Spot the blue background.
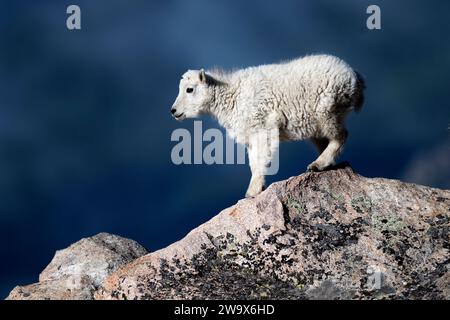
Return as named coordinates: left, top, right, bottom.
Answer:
left=1, top=0, right=449, bottom=298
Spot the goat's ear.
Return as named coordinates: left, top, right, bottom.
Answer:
left=199, top=69, right=206, bottom=83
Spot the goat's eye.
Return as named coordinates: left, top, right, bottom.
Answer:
left=186, top=88, right=194, bottom=93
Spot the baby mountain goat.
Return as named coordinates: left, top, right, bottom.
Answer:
left=171, top=54, right=365, bottom=197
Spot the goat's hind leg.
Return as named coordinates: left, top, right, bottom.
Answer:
left=307, top=130, right=347, bottom=172
left=310, top=137, right=329, bottom=154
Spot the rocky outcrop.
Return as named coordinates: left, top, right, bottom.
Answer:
left=7, top=164, right=450, bottom=300
left=6, top=233, right=147, bottom=300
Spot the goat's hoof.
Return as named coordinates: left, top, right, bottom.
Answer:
left=307, top=161, right=336, bottom=172
left=245, top=186, right=265, bottom=198
left=307, top=163, right=321, bottom=172
left=245, top=190, right=260, bottom=198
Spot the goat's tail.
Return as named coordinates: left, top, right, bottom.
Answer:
left=353, top=71, right=366, bottom=112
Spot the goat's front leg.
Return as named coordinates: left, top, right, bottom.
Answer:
left=246, top=145, right=266, bottom=197
left=245, top=130, right=279, bottom=197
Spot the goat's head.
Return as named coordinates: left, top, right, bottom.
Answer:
left=171, top=69, right=212, bottom=121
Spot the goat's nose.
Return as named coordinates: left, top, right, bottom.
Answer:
left=171, top=107, right=177, bottom=114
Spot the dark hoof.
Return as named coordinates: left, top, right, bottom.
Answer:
left=307, top=162, right=321, bottom=172
left=307, top=161, right=353, bottom=173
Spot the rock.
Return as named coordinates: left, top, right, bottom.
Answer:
left=7, top=164, right=450, bottom=300
left=96, top=164, right=450, bottom=300
left=6, top=233, right=147, bottom=300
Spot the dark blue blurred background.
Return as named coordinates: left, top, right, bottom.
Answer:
left=1, top=0, right=449, bottom=298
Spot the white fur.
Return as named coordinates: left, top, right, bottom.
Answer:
left=171, top=54, right=365, bottom=197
